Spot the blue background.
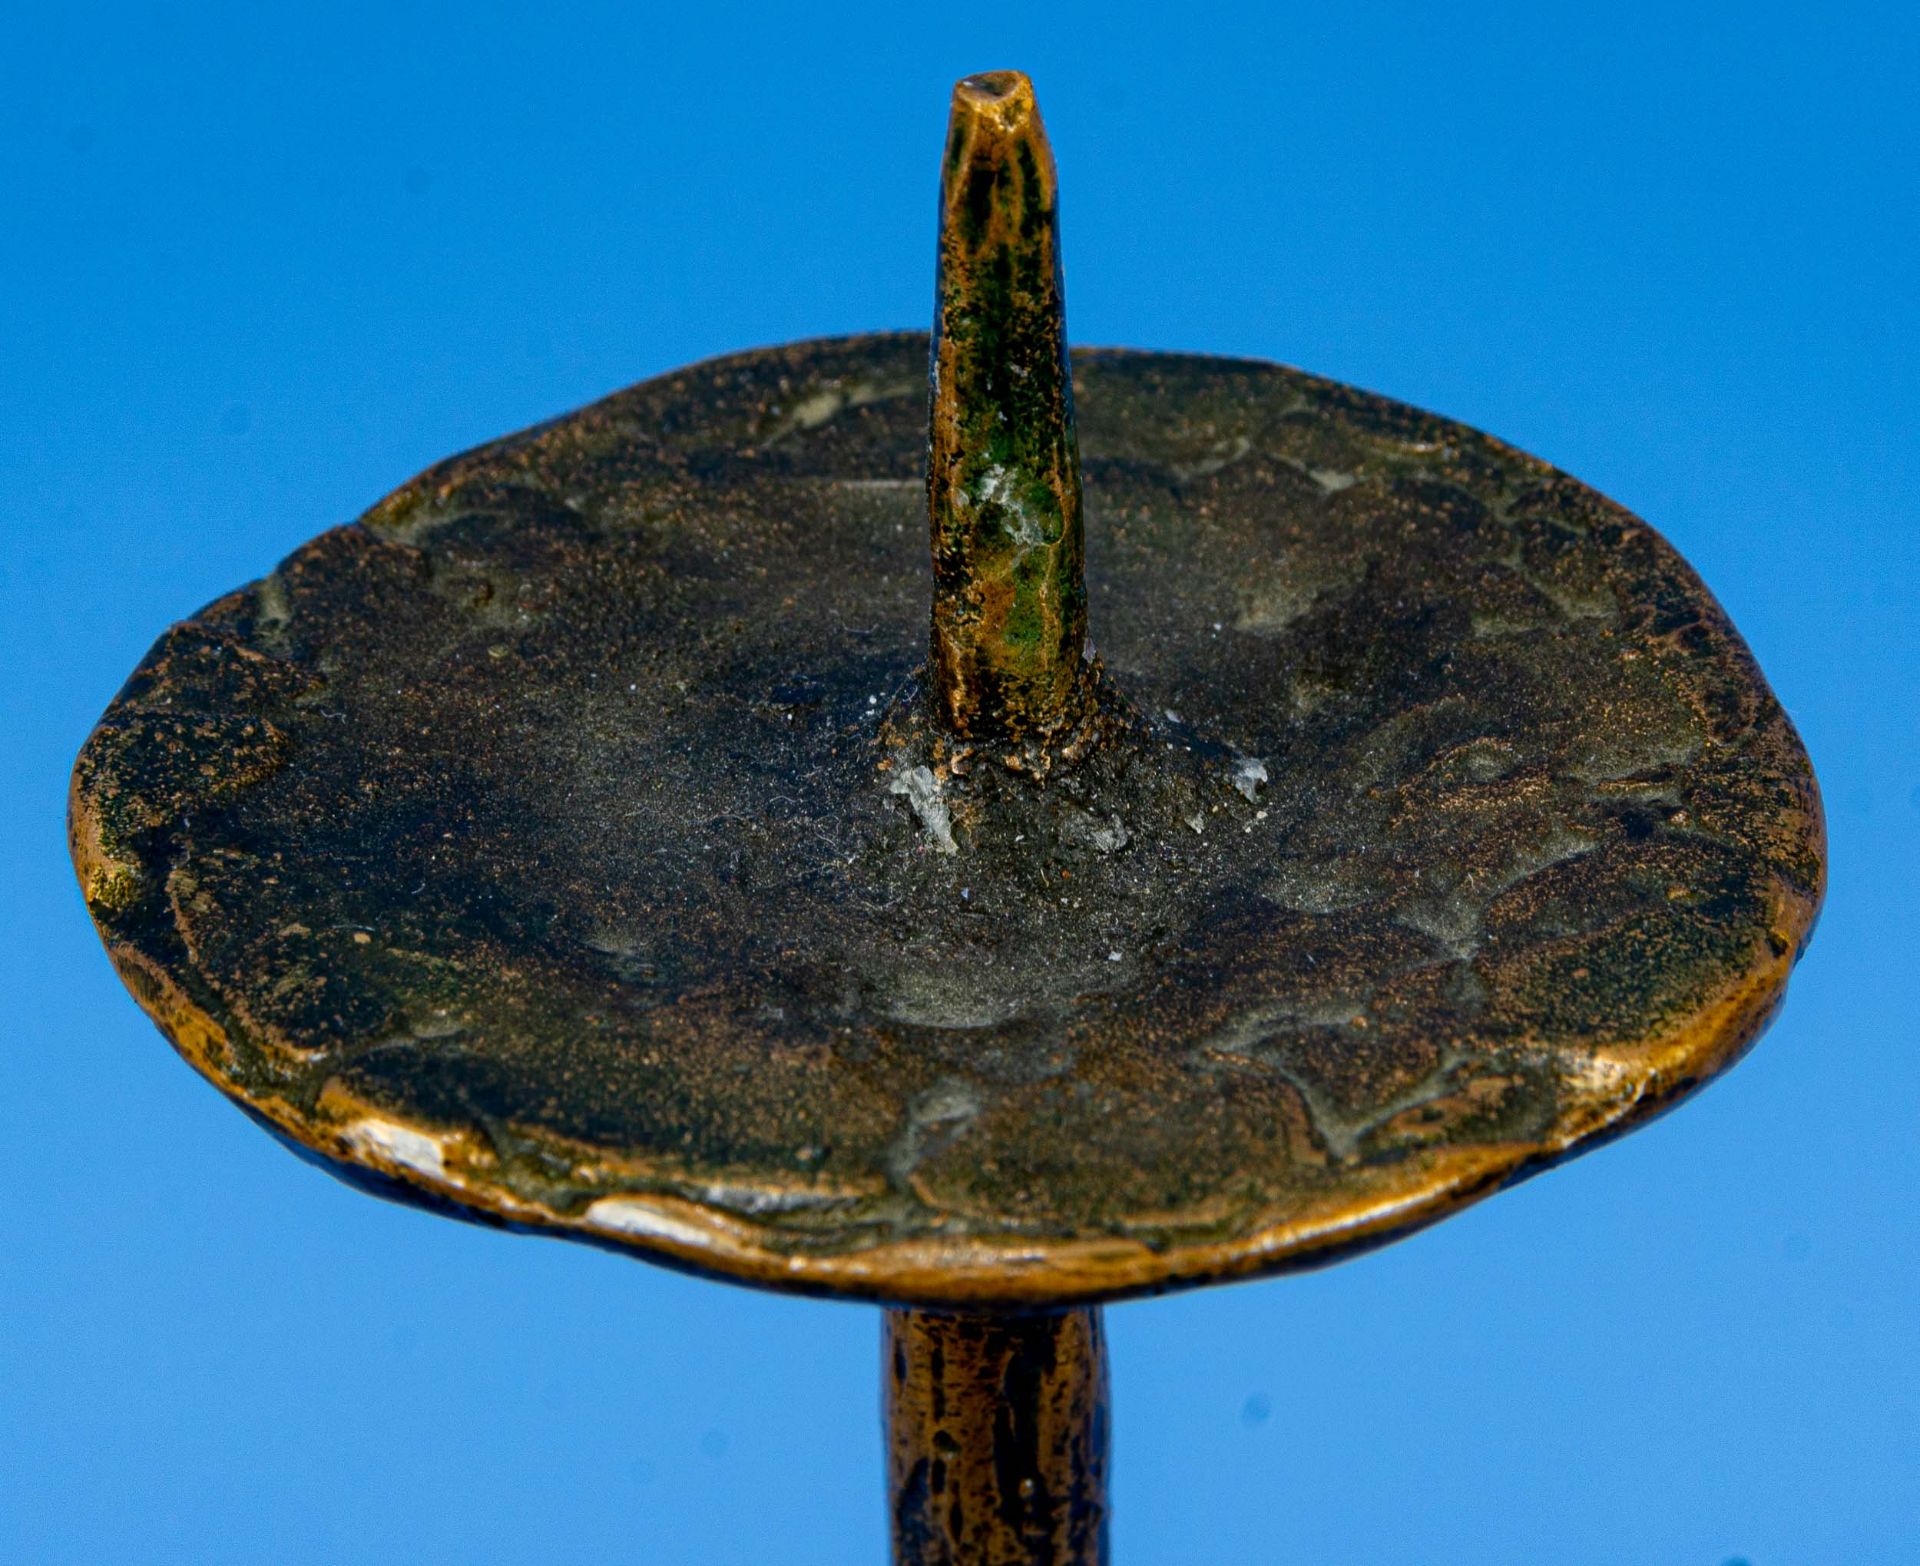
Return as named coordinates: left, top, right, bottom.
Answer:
left=5, top=4, right=1915, bottom=1562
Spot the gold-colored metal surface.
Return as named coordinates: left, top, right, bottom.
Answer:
left=66, top=68, right=1829, bottom=1566
left=929, top=71, right=1087, bottom=743
left=67, top=332, right=1824, bottom=1307
left=69, top=70, right=1822, bottom=1312
left=886, top=1306, right=1109, bottom=1565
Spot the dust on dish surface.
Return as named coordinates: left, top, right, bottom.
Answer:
left=71, top=334, right=1823, bottom=1306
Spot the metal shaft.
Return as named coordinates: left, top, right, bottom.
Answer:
left=927, top=70, right=1087, bottom=742
left=884, top=1306, right=1110, bottom=1566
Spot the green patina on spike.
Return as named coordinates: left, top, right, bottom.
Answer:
left=928, top=70, right=1087, bottom=740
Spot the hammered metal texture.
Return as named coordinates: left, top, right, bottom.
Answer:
left=71, top=334, right=1824, bottom=1306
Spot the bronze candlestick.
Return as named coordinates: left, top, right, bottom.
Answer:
left=71, top=71, right=1823, bottom=1564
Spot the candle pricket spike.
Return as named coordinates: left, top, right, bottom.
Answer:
left=929, top=70, right=1088, bottom=742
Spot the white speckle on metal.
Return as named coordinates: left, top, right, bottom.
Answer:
left=790, top=388, right=846, bottom=428
left=343, top=1118, right=447, bottom=1179
left=889, top=764, right=958, bottom=853
left=1564, top=1053, right=1633, bottom=1095
left=972, top=463, right=1045, bottom=550
left=585, top=1197, right=724, bottom=1248
left=695, top=1180, right=846, bottom=1215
